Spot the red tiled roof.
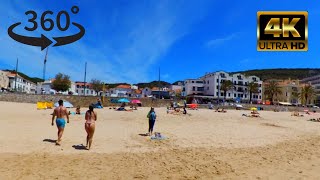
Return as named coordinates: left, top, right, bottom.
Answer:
left=116, top=84, right=131, bottom=89
left=151, top=87, right=159, bottom=91
left=135, top=89, right=142, bottom=94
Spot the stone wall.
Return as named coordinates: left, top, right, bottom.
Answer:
left=0, top=93, right=172, bottom=108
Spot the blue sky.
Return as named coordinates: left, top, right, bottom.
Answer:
left=0, top=0, right=319, bottom=83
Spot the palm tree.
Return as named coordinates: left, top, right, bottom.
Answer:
left=248, top=82, right=259, bottom=103
left=264, top=81, right=282, bottom=104
left=220, top=80, right=233, bottom=101
left=300, top=85, right=316, bottom=105
left=291, top=91, right=300, bottom=104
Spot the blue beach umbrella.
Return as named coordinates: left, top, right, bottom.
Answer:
left=54, top=100, right=74, bottom=108
left=118, top=98, right=130, bottom=103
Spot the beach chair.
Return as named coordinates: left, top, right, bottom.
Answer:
left=37, top=102, right=47, bottom=110
left=46, top=102, right=54, bottom=109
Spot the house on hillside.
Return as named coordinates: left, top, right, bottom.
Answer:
left=142, top=87, right=151, bottom=97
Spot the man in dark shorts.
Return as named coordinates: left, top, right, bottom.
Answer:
left=51, top=100, right=70, bottom=145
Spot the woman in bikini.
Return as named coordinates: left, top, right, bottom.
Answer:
left=85, top=105, right=97, bottom=150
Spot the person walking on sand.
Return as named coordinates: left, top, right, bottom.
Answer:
left=147, top=107, right=157, bottom=136
left=85, top=105, right=97, bottom=150
left=51, top=100, right=70, bottom=145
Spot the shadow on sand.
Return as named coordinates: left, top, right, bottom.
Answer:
left=138, top=133, right=148, bottom=137
left=43, top=139, right=57, bottom=144
left=72, top=144, right=88, bottom=150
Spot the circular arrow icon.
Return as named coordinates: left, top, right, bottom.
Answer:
left=7, top=7, right=85, bottom=51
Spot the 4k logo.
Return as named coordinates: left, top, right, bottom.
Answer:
left=257, top=11, right=308, bottom=51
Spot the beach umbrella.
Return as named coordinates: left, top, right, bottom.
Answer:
left=131, top=99, right=141, bottom=104
left=54, top=100, right=74, bottom=108
left=118, top=98, right=130, bottom=103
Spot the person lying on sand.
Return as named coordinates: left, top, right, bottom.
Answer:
left=242, top=114, right=260, bottom=118
left=251, top=110, right=259, bottom=115
left=291, top=111, right=304, bottom=117
left=215, top=108, right=227, bottom=113
left=308, top=118, right=320, bottom=122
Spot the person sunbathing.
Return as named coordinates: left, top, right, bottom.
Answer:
left=251, top=110, right=259, bottom=115
left=291, top=111, right=304, bottom=117
left=242, top=114, right=260, bottom=118
left=215, top=108, right=227, bottom=113
left=76, top=106, right=81, bottom=115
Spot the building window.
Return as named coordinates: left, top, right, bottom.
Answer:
left=221, top=93, right=223, bottom=96
left=259, top=96, right=262, bottom=99
left=91, top=90, right=93, bottom=94
left=216, top=92, right=218, bottom=96
left=245, top=94, right=247, bottom=98
left=286, top=92, right=287, bottom=96
left=259, top=84, right=262, bottom=87
left=81, top=90, right=84, bottom=93
left=234, top=94, right=236, bottom=97
left=207, top=81, right=209, bottom=84
left=216, top=85, right=219, bottom=89
left=234, top=81, right=236, bottom=85
left=207, top=87, right=209, bottom=90
left=216, top=79, right=219, bottom=83
left=192, top=87, right=195, bottom=91
left=228, top=93, right=231, bottom=97
left=192, top=81, right=194, bottom=83
left=76, top=90, right=78, bottom=93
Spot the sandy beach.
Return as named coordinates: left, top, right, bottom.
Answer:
left=1, top=101, right=320, bottom=179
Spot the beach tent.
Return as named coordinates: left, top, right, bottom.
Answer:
left=37, top=102, right=47, bottom=110
left=45, top=102, right=54, bottom=109
left=54, top=100, right=74, bottom=108
left=118, top=98, right=130, bottom=103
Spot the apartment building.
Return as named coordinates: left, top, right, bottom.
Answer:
left=6, top=72, right=36, bottom=94
left=183, top=71, right=263, bottom=102
left=36, top=80, right=76, bottom=95
left=75, top=82, right=99, bottom=96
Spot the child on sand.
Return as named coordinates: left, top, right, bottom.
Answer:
left=76, top=106, right=81, bottom=115
left=147, top=107, right=157, bottom=136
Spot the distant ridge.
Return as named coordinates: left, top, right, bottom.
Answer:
left=231, top=68, right=320, bottom=81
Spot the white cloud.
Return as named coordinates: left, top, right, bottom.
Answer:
left=0, top=0, right=213, bottom=83
left=206, top=33, right=240, bottom=48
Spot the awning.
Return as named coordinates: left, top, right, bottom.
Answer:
left=279, top=102, right=292, bottom=105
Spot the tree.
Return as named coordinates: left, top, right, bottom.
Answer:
left=264, top=81, right=282, bottom=103
left=291, top=91, right=300, bottom=104
left=220, top=80, right=233, bottom=101
left=91, top=79, right=104, bottom=96
left=51, top=73, right=71, bottom=92
left=248, top=82, right=259, bottom=103
left=300, top=85, right=316, bottom=105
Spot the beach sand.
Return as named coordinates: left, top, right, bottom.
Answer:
left=1, top=101, right=320, bottom=179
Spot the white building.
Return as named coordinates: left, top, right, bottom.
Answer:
left=183, top=71, right=263, bottom=102
left=6, top=72, right=36, bottom=94
left=36, top=80, right=76, bottom=95
left=142, top=87, right=152, bottom=97
left=301, top=75, right=320, bottom=105
left=75, top=82, right=98, bottom=96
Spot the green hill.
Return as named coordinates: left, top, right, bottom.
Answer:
left=231, top=68, right=320, bottom=81
left=4, top=69, right=44, bottom=83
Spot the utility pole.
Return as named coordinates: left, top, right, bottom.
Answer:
left=218, top=74, right=220, bottom=105
left=43, top=48, right=49, bottom=81
left=14, top=58, right=18, bottom=91
left=158, top=67, right=161, bottom=99
left=83, top=62, right=87, bottom=96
